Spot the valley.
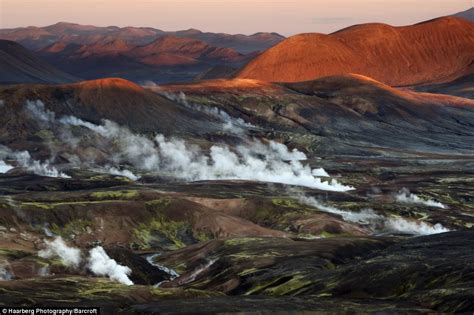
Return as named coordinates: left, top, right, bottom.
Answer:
left=0, top=10, right=473, bottom=315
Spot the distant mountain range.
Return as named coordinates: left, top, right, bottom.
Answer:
left=0, top=22, right=285, bottom=54
left=0, top=22, right=282, bottom=83
left=0, top=13, right=472, bottom=85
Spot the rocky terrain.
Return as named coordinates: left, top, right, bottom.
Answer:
left=0, top=14, right=473, bottom=315
left=0, top=71, right=473, bottom=313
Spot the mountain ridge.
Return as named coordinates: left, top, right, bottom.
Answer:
left=237, top=17, right=474, bottom=86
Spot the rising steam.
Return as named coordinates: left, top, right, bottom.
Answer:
left=87, top=246, right=134, bottom=286
left=150, top=88, right=255, bottom=134
left=395, top=188, right=446, bottom=209
left=38, top=237, right=134, bottom=285
left=0, top=144, right=70, bottom=178
left=298, top=195, right=450, bottom=236
left=0, top=160, right=13, bottom=174
left=23, top=100, right=352, bottom=191
left=38, top=237, right=82, bottom=268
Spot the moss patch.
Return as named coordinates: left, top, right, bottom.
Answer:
left=90, top=190, right=138, bottom=201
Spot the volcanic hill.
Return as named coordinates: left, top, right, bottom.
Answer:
left=237, top=17, right=474, bottom=86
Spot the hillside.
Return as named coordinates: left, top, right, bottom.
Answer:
left=237, top=17, right=474, bottom=86
left=161, top=74, right=474, bottom=155
left=454, top=7, right=474, bottom=22
left=0, top=77, right=219, bottom=147
left=0, top=40, right=77, bottom=84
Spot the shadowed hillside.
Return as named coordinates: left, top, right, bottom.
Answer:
left=0, top=40, right=78, bottom=84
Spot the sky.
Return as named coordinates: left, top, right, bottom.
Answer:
left=0, top=0, right=472, bottom=36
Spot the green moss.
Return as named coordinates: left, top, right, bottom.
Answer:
left=264, top=274, right=312, bottom=295
left=50, top=219, right=93, bottom=238
left=224, top=237, right=263, bottom=246
left=132, top=217, right=188, bottom=250
left=90, top=190, right=138, bottom=200
left=21, top=202, right=53, bottom=210
left=21, top=200, right=122, bottom=211
left=34, top=130, right=55, bottom=141
left=0, top=248, right=30, bottom=259
left=238, top=268, right=259, bottom=276
left=193, top=229, right=212, bottom=242
left=272, top=198, right=299, bottom=208
left=145, top=198, right=171, bottom=210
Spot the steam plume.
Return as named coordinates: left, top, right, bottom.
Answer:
left=395, top=188, right=446, bottom=209
left=61, top=116, right=352, bottom=191
left=87, top=246, right=133, bottom=286
left=38, top=237, right=134, bottom=285
left=150, top=88, right=255, bottom=134
left=0, top=160, right=13, bottom=174
left=299, top=195, right=450, bottom=236
left=38, top=237, right=82, bottom=268
left=385, top=218, right=450, bottom=235
left=0, top=145, right=69, bottom=178
left=23, top=99, right=352, bottom=190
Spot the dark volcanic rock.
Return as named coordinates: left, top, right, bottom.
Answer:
left=153, top=231, right=474, bottom=313
left=104, top=247, right=171, bottom=285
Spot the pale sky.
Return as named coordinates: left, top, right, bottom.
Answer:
left=0, top=0, right=472, bottom=36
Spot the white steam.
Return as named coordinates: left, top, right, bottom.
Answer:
left=0, top=145, right=70, bottom=178
left=61, top=116, right=352, bottom=191
left=26, top=100, right=55, bottom=126
left=396, top=188, right=446, bottom=209
left=100, top=166, right=140, bottom=181
left=385, top=218, right=450, bottom=235
left=0, top=266, right=13, bottom=281
left=151, top=88, right=255, bottom=134
left=87, top=246, right=133, bottom=286
left=23, top=99, right=353, bottom=191
left=298, top=195, right=450, bottom=236
left=0, top=160, right=13, bottom=174
left=38, top=237, right=134, bottom=285
left=299, top=196, right=381, bottom=224
left=38, top=237, right=82, bottom=268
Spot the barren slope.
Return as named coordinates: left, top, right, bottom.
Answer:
left=237, top=17, right=474, bottom=86
left=0, top=40, right=77, bottom=84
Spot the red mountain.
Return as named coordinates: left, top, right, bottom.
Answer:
left=237, top=17, right=474, bottom=86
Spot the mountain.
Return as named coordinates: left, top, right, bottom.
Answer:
left=0, top=22, right=283, bottom=83
left=161, top=74, right=474, bottom=155
left=454, top=7, right=474, bottom=21
left=128, top=36, right=245, bottom=64
left=0, top=77, right=221, bottom=146
left=173, top=30, right=285, bottom=54
left=237, top=17, right=474, bottom=86
left=0, top=40, right=78, bottom=84
left=0, top=22, right=284, bottom=54
left=36, top=35, right=249, bottom=83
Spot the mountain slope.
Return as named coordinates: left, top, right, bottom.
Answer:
left=237, top=17, right=474, bottom=86
left=37, top=35, right=249, bottom=83
left=414, top=74, right=474, bottom=99
left=161, top=74, right=474, bottom=155
left=0, top=78, right=220, bottom=146
left=454, top=7, right=474, bottom=22
left=0, top=40, right=78, bottom=84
